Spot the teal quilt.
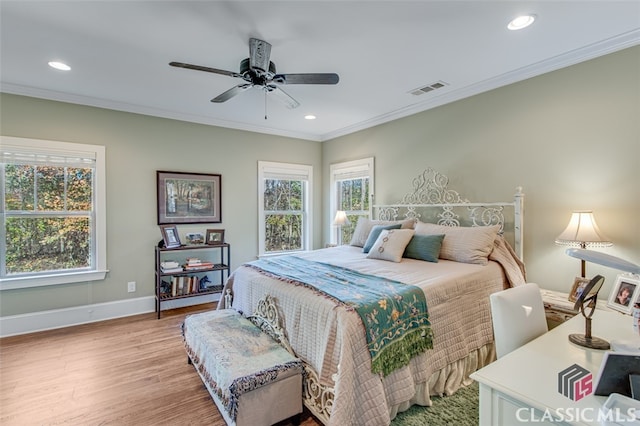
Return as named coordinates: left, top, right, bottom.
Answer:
left=247, top=256, right=433, bottom=377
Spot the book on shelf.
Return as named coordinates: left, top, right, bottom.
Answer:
left=160, top=260, right=180, bottom=269
left=161, top=266, right=184, bottom=273
left=169, top=275, right=205, bottom=297
left=184, top=261, right=214, bottom=271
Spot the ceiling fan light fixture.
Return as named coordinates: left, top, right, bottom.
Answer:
left=508, top=14, right=536, bottom=30
left=48, top=61, right=71, bottom=71
left=304, top=114, right=316, bottom=120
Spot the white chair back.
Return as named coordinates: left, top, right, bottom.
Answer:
left=490, top=283, right=548, bottom=358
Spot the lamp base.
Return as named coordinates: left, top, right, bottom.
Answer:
left=569, top=333, right=610, bottom=350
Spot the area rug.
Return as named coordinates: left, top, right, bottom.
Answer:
left=391, top=382, right=479, bottom=426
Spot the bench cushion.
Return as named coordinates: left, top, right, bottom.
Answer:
left=183, top=309, right=303, bottom=422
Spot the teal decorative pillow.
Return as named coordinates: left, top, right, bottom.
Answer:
left=349, top=217, right=416, bottom=247
left=403, top=234, right=445, bottom=262
left=363, top=224, right=402, bottom=253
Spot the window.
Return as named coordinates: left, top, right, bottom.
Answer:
left=330, top=158, right=374, bottom=245
left=0, top=136, right=107, bottom=289
left=258, top=161, right=312, bottom=256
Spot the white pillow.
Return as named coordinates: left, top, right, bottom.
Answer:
left=366, top=229, right=415, bottom=263
left=350, top=217, right=416, bottom=247
left=414, top=222, right=500, bottom=265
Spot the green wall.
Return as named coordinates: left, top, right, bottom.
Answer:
left=323, top=46, right=640, bottom=295
left=1, top=45, right=638, bottom=321
left=0, top=96, right=321, bottom=316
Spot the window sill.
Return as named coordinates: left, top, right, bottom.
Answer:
left=0, top=269, right=108, bottom=290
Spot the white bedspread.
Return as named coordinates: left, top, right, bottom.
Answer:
left=219, top=240, right=525, bottom=425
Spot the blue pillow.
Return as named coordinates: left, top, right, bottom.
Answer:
left=362, top=224, right=402, bottom=253
left=403, top=234, right=445, bottom=262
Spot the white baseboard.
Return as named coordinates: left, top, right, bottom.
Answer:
left=0, top=293, right=220, bottom=338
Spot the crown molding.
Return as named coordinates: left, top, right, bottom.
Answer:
left=2, top=29, right=638, bottom=143
left=320, top=29, right=640, bottom=141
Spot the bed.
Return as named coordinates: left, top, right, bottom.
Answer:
left=216, top=168, right=526, bottom=425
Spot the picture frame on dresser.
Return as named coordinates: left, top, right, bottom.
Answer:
left=157, top=171, right=222, bottom=224
left=568, top=276, right=591, bottom=302
left=607, top=274, right=640, bottom=314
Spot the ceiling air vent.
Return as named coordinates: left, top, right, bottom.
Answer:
left=409, top=81, right=448, bottom=96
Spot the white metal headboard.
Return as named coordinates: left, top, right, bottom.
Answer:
left=373, top=168, right=524, bottom=260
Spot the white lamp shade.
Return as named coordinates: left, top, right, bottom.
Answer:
left=555, top=211, right=612, bottom=248
left=333, top=210, right=350, bottom=226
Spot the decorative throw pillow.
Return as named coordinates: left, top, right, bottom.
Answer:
left=403, top=234, right=445, bottom=262
left=366, top=229, right=415, bottom=263
left=414, top=222, right=500, bottom=265
left=362, top=224, right=402, bottom=253
left=349, top=217, right=416, bottom=247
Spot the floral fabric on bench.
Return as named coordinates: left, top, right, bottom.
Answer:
left=183, top=309, right=303, bottom=422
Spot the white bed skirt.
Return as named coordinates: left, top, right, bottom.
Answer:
left=389, top=342, right=495, bottom=419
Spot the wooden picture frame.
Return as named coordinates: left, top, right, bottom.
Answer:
left=607, top=274, right=640, bottom=314
left=160, top=224, right=181, bottom=248
left=568, top=276, right=591, bottom=302
left=206, top=229, right=225, bottom=245
left=157, top=171, right=221, bottom=224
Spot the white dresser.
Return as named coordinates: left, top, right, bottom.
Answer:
left=471, top=310, right=638, bottom=425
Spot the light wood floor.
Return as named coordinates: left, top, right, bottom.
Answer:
left=0, top=303, right=321, bottom=426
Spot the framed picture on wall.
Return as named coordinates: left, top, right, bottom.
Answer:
left=157, top=171, right=221, bottom=224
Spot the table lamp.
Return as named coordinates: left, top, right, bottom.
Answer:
left=566, top=248, right=640, bottom=350
left=333, top=210, right=350, bottom=245
left=555, top=211, right=612, bottom=277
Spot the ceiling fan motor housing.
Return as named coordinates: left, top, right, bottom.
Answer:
left=240, top=58, right=276, bottom=83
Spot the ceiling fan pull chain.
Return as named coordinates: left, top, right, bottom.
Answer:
left=264, top=89, right=268, bottom=120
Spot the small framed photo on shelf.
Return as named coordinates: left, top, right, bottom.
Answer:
left=206, top=229, right=225, bottom=245
left=568, top=277, right=591, bottom=302
left=185, top=232, right=205, bottom=245
left=160, top=224, right=182, bottom=249
left=607, top=274, right=640, bottom=314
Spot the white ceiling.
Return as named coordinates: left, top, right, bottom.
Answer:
left=1, top=1, right=639, bottom=142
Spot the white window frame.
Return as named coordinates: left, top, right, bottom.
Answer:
left=258, top=161, right=313, bottom=257
left=329, top=157, right=374, bottom=244
left=0, top=136, right=108, bottom=289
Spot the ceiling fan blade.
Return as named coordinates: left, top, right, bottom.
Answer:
left=211, top=84, right=252, bottom=103
left=248, top=38, right=272, bottom=74
left=266, top=85, right=300, bottom=109
left=170, top=62, right=242, bottom=78
left=272, top=73, right=339, bottom=85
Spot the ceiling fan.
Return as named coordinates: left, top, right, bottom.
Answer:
left=170, top=38, right=339, bottom=110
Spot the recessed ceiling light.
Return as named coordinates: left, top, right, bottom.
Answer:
left=48, top=61, right=71, bottom=71
left=304, top=114, right=316, bottom=120
left=508, top=15, right=536, bottom=31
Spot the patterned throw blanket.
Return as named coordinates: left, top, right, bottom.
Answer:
left=247, top=256, right=433, bottom=377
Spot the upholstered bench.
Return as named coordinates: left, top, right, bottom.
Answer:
left=182, top=297, right=303, bottom=426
